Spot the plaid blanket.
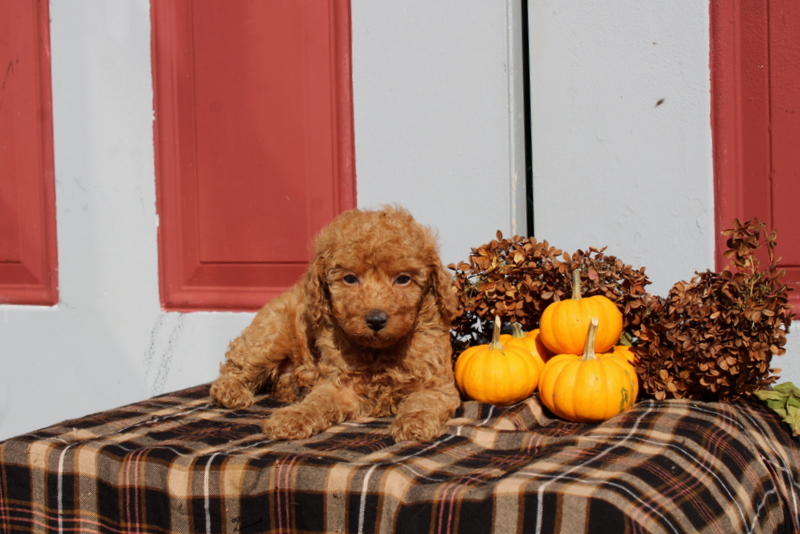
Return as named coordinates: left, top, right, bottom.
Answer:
left=1, top=384, right=799, bottom=534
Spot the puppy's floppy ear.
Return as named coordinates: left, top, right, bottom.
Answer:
left=426, top=260, right=458, bottom=324
left=304, top=252, right=332, bottom=327
left=413, top=223, right=457, bottom=324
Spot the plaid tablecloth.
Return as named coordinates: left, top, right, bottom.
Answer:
left=1, top=384, right=799, bottom=534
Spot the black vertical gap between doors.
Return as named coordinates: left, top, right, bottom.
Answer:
left=520, top=0, right=534, bottom=236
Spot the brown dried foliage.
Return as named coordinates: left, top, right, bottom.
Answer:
left=450, top=219, right=794, bottom=402
left=448, top=231, right=652, bottom=354
left=635, top=219, right=794, bottom=401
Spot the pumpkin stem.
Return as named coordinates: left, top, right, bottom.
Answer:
left=510, top=322, right=526, bottom=339
left=581, top=317, right=599, bottom=361
left=489, top=316, right=505, bottom=350
left=571, top=268, right=583, bottom=300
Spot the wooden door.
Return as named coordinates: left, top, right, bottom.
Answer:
left=0, top=0, right=58, bottom=305
left=712, top=0, right=800, bottom=306
left=151, top=0, right=355, bottom=311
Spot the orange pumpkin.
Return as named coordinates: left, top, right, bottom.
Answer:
left=455, top=317, right=541, bottom=406
left=500, top=323, right=552, bottom=371
left=539, top=269, right=623, bottom=355
left=538, top=318, right=638, bottom=423
left=612, top=344, right=637, bottom=364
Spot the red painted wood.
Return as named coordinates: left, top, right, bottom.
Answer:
left=711, top=0, right=800, bottom=305
left=769, top=1, right=800, bottom=270
left=0, top=0, right=58, bottom=305
left=152, top=0, right=355, bottom=311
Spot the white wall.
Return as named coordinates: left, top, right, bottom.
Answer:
left=351, top=0, right=527, bottom=263
left=0, top=1, right=796, bottom=441
left=529, top=1, right=714, bottom=298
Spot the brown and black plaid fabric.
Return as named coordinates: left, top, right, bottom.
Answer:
left=1, top=384, right=798, bottom=533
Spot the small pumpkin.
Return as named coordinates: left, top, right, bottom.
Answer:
left=455, top=317, right=541, bottom=406
left=538, top=318, right=638, bottom=423
left=499, top=323, right=552, bottom=371
left=611, top=344, right=637, bottom=364
left=539, top=268, right=623, bottom=355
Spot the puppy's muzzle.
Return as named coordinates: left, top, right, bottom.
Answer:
left=365, top=309, right=389, bottom=331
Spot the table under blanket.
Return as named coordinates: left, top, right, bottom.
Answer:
left=1, top=384, right=799, bottom=534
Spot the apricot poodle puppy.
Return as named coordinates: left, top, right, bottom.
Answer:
left=210, top=206, right=461, bottom=442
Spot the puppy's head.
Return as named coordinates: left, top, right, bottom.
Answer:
left=305, top=206, right=456, bottom=350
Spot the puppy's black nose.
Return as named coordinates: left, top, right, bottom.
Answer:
left=365, top=309, right=389, bottom=331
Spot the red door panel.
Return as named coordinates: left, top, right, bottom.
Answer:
left=712, top=0, right=800, bottom=306
left=0, top=0, right=58, bottom=305
left=769, top=1, right=800, bottom=267
left=152, top=0, right=355, bottom=311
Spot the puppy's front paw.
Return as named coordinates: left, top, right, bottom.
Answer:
left=210, top=377, right=256, bottom=410
left=390, top=413, right=444, bottom=443
left=261, top=407, right=319, bottom=441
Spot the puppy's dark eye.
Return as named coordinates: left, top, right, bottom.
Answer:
left=343, top=274, right=359, bottom=285
left=394, top=274, right=412, bottom=286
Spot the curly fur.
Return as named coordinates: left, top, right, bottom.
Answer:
left=210, top=206, right=461, bottom=442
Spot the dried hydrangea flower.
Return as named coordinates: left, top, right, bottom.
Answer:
left=635, top=219, right=794, bottom=401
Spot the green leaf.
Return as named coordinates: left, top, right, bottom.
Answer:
left=774, top=382, right=798, bottom=393
left=755, top=383, right=800, bottom=435
left=754, top=390, right=786, bottom=402
left=783, top=406, right=800, bottom=436
left=772, top=406, right=790, bottom=418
